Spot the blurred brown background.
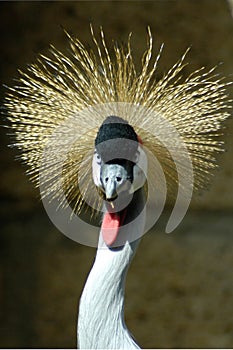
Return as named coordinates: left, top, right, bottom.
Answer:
left=0, top=1, right=233, bottom=348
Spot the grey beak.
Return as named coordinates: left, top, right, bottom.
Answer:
left=105, top=178, right=117, bottom=200
left=101, top=163, right=129, bottom=201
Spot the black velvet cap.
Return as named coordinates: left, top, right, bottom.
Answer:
left=95, top=116, right=139, bottom=163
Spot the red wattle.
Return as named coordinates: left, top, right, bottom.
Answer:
left=101, top=212, right=121, bottom=246
left=137, top=134, right=143, bottom=144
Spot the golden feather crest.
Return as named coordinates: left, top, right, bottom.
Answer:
left=4, top=27, right=232, bottom=217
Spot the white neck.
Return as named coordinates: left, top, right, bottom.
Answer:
left=78, top=239, right=140, bottom=349
left=78, top=189, right=145, bottom=349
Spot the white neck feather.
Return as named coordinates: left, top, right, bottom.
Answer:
left=78, top=238, right=140, bottom=349
left=77, top=189, right=145, bottom=349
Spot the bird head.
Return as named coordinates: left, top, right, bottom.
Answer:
left=92, top=116, right=147, bottom=246
left=93, top=116, right=147, bottom=201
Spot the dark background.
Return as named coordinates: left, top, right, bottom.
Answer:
left=0, top=1, right=233, bottom=348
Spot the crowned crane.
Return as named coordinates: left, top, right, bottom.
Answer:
left=4, top=27, right=231, bottom=349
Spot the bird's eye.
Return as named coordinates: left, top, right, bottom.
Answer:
left=105, top=177, right=109, bottom=183
left=116, top=176, right=122, bottom=182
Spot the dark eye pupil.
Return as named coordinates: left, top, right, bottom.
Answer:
left=105, top=177, right=109, bottom=183
left=116, top=177, right=121, bottom=182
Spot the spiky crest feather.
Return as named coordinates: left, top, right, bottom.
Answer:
left=4, top=27, right=231, bottom=216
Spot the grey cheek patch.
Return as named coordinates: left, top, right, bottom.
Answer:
left=130, top=145, right=148, bottom=194
left=92, top=149, right=102, bottom=188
